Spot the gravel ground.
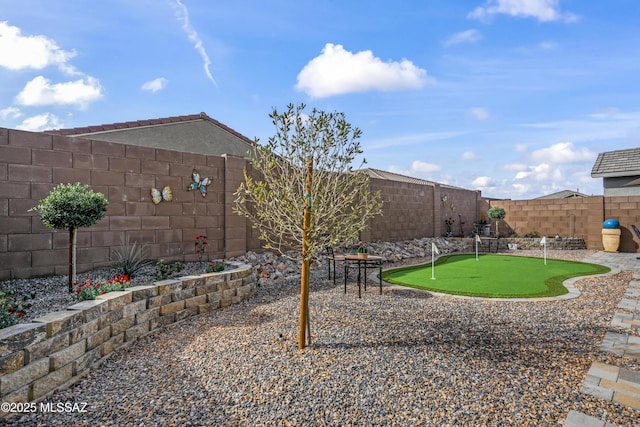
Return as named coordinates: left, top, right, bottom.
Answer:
left=3, top=249, right=640, bottom=426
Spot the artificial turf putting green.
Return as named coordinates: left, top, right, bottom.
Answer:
left=380, top=254, right=610, bottom=298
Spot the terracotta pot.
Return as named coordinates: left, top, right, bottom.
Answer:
left=357, top=252, right=368, bottom=259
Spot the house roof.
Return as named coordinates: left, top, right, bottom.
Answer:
left=45, top=113, right=256, bottom=158
left=591, top=147, right=640, bottom=178
left=362, top=168, right=471, bottom=191
left=534, top=189, right=590, bottom=199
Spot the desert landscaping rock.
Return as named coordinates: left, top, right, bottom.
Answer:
left=2, top=243, right=639, bottom=426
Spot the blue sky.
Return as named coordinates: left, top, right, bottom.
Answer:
left=1, top=0, right=639, bottom=199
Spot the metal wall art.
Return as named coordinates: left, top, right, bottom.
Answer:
left=151, top=185, right=173, bottom=204
left=188, top=168, right=212, bottom=197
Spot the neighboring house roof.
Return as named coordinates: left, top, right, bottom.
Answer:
left=45, top=113, right=256, bottom=158
left=362, top=168, right=470, bottom=191
left=591, top=147, right=640, bottom=178
left=535, top=190, right=590, bottom=199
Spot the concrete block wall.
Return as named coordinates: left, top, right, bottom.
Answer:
left=0, top=262, right=255, bottom=416
left=0, top=127, right=259, bottom=280
left=488, top=196, right=640, bottom=252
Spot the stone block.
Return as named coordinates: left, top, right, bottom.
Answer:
left=32, top=362, right=73, bottom=400
left=67, top=299, right=109, bottom=322
left=49, top=340, right=86, bottom=371
left=0, top=385, right=29, bottom=415
left=206, top=291, right=223, bottom=303
left=95, top=291, right=132, bottom=312
left=0, top=351, right=24, bottom=375
left=185, top=295, right=207, bottom=308
left=222, top=289, right=236, bottom=300
left=100, top=333, right=124, bottom=357
left=69, top=318, right=100, bottom=345
left=198, top=301, right=220, bottom=314
left=176, top=307, right=198, bottom=322
left=220, top=298, right=232, bottom=308
left=172, top=288, right=195, bottom=302
left=74, top=346, right=101, bottom=374
left=25, top=334, right=69, bottom=365
left=124, top=322, right=150, bottom=343
left=227, top=278, right=243, bottom=289
left=203, top=274, right=225, bottom=286
left=195, top=283, right=219, bottom=295
left=156, top=280, right=182, bottom=295
left=129, top=285, right=158, bottom=301
left=98, top=308, right=123, bottom=330
left=86, top=328, right=111, bottom=351
left=110, top=316, right=135, bottom=336
left=135, top=307, right=160, bottom=324
left=150, top=314, right=175, bottom=330
left=0, top=357, right=50, bottom=396
left=159, top=301, right=185, bottom=316
left=180, top=276, right=205, bottom=288
left=148, top=294, right=172, bottom=309
left=122, top=300, right=147, bottom=318
left=33, top=310, right=83, bottom=338
left=0, top=323, right=47, bottom=356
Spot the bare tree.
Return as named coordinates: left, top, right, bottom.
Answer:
left=234, top=103, right=383, bottom=348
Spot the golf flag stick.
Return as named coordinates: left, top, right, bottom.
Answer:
left=431, top=242, right=439, bottom=280
left=540, top=236, right=547, bottom=265
left=475, top=234, right=481, bottom=261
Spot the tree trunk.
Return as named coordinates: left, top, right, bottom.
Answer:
left=68, top=227, right=77, bottom=292
left=299, top=158, right=313, bottom=349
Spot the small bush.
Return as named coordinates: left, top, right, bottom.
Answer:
left=112, top=236, right=152, bottom=278
left=73, top=275, right=131, bottom=301
left=524, top=231, right=540, bottom=238
left=0, top=290, right=31, bottom=329
left=206, top=261, right=225, bottom=273
left=155, top=260, right=185, bottom=280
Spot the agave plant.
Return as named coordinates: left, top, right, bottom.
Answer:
left=112, top=235, right=152, bottom=278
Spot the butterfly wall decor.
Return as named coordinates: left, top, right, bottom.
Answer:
left=151, top=185, right=173, bottom=205
left=188, top=168, right=213, bottom=197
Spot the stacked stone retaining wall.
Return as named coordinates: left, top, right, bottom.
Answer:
left=0, top=262, right=255, bottom=417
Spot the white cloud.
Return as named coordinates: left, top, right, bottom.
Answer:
left=0, top=107, right=21, bottom=120
left=173, top=0, right=216, bottom=86
left=468, top=0, right=579, bottom=23
left=468, top=107, right=490, bottom=121
left=296, top=43, right=432, bottom=98
left=462, top=151, right=478, bottom=160
left=15, top=75, right=103, bottom=109
left=444, top=29, right=482, bottom=46
left=530, top=142, right=595, bottom=164
left=15, top=112, right=61, bottom=131
left=141, top=77, right=168, bottom=93
left=503, top=162, right=528, bottom=171
left=472, top=176, right=495, bottom=188
left=411, top=160, right=441, bottom=175
left=0, top=21, right=77, bottom=74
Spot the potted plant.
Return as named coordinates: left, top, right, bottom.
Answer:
left=357, top=242, right=368, bottom=259
left=487, top=207, right=506, bottom=237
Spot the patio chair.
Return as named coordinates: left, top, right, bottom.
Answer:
left=325, top=247, right=345, bottom=285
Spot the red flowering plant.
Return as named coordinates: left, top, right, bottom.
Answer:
left=0, top=290, right=31, bottom=329
left=194, top=235, right=208, bottom=263
left=73, top=274, right=131, bottom=301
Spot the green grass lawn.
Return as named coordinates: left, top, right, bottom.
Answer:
left=380, top=254, right=610, bottom=298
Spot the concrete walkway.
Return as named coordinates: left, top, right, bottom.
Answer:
left=564, top=251, right=640, bottom=427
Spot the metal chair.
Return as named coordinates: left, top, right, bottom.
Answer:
left=325, top=247, right=345, bottom=285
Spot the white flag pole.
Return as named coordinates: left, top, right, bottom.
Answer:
left=475, top=234, right=481, bottom=261
left=431, top=242, right=439, bottom=280
left=540, top=236, right=547, bottom=265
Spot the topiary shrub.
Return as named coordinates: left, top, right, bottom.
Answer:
left=30, top=183, right=108, bottom=291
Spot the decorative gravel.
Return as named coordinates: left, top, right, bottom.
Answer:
left=4, top=250, right=640, bottom=426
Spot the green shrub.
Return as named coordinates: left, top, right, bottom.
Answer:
left=112, top=236, right=152, bottom=278
left=155, top=260, right=185, bottom=280
left=524, top=231, right=540, bottom=238
left=206, top=261, right=225, bottom=273
left=0, top=290, right=31, bottom=329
